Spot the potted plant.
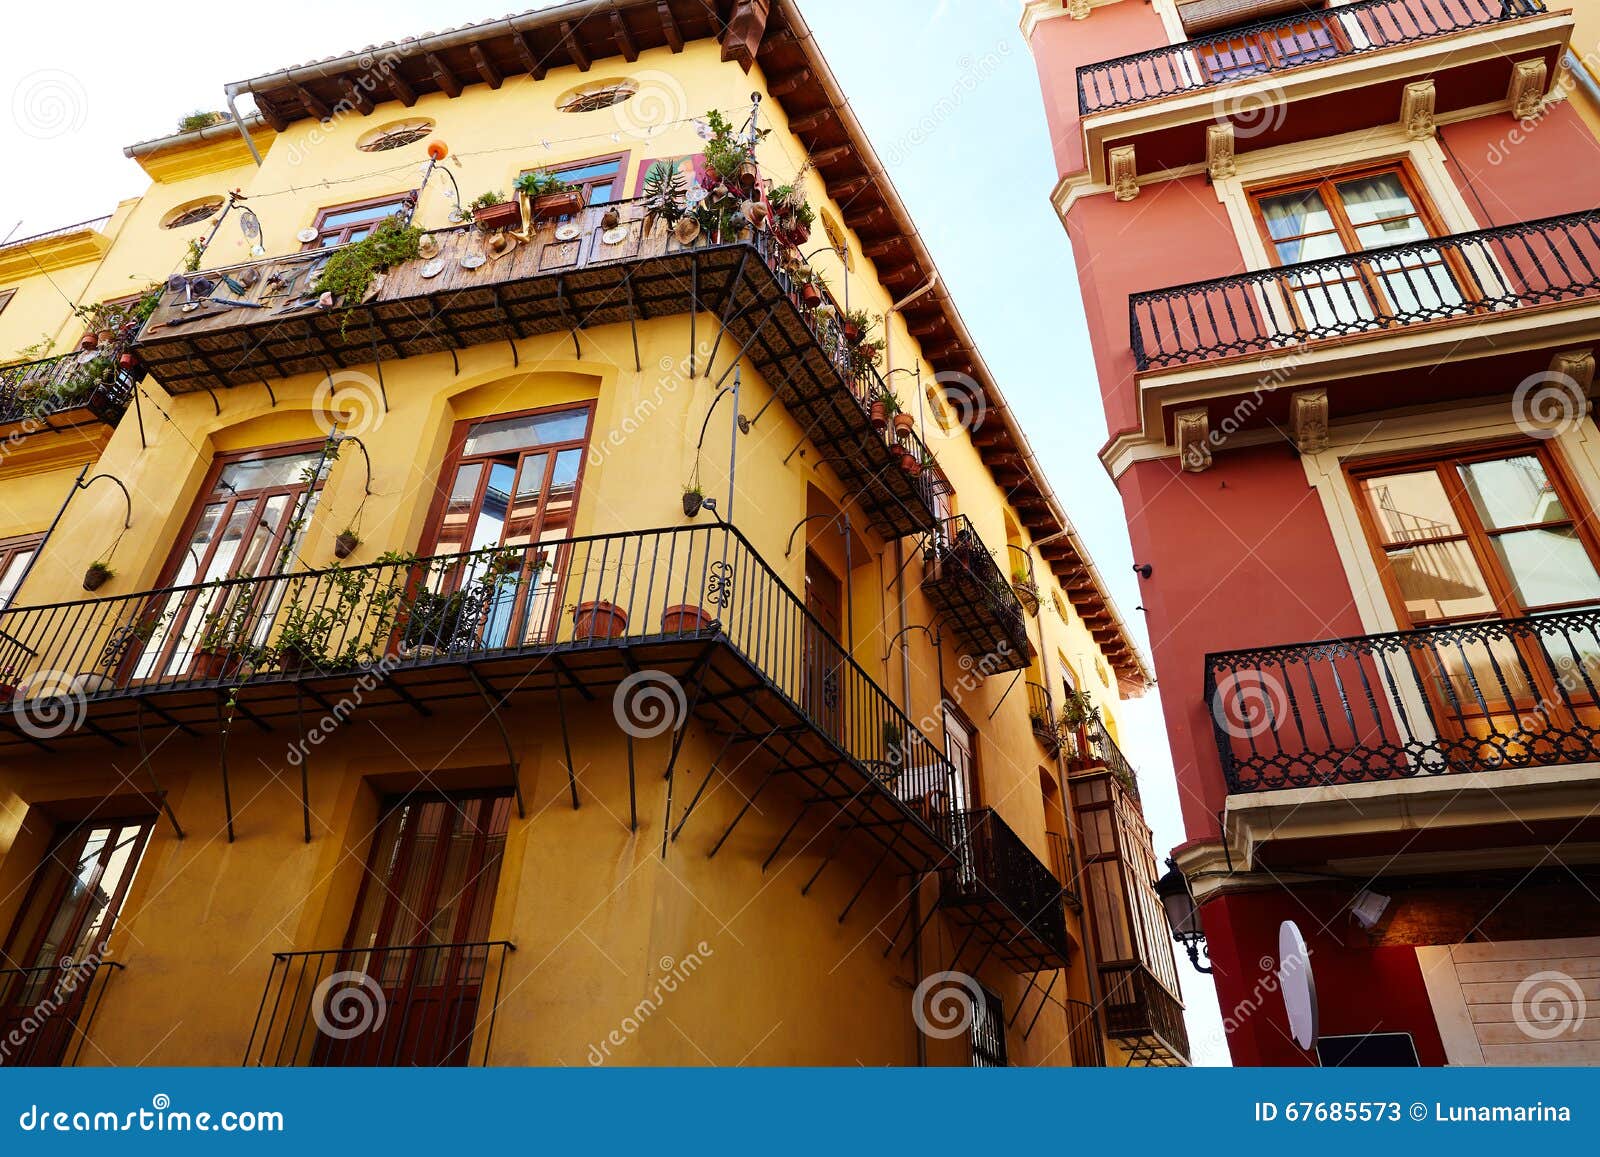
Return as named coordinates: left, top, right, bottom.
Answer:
left=0, top=667, right=19, bottom=703
left=82, top=561, right=114, bottom=592
left=273, top=599, right=337, bottom=675
left=1058, top=689, right=1100, bottom=735
left=334, top=528, right=361, bottom=560
left=399, top=588, right=467, bottom=658
left=515, top=170, right=584, bottom=222
left=641, top=160, right=689, bottom=235
left=892, top=408, right=916, bottom=437
left=1012, top=567, right=1041, bottom=616
left=572, top=600, right=628, bottom=641
left=901, top=448, right=924, bottom=479
left=842, top=309, right=873, bottom=346
left=470, top=190, right=521, bottom=233
left=195, top=600, right=256, bottom=682
left=661, top=604, right=715, bottom=633
left=682, top=485, right=705, bottom=518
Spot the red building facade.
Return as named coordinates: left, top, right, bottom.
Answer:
left=1027, top=0, right=1600, bottom=1065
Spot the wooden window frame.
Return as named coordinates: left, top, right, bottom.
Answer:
left=941, top=698, right=983, bottom=811
left=0, top=288, right=15, bottom=319
left=519, top=150, right=631, bottom=208
left=0, top=532, right=43, bottom=609
left=1247, top=159, right=1450, bottom=265
left=301, top=193, right=412, bottom=250
left=2, top=815, right=155, bottom=968
left=1346, top=436, right=1600, bottom=628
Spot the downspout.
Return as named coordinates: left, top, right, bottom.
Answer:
left=224, top=91, right=264, bottom=166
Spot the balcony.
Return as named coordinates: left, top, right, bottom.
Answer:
left=1045, top=830, right=1083, bottom=913
left=0, top=525, right=960, bottom=873
left=245, top=941, right=513, bottom=1066
left=0, top=352, right=134, bottom=440
left=938, top=808, right=1072, bottom=973
left=1065, top=998, right=1107, bottom=1067
left=1207, top=607, right=1600, bottom=869
left=0, top=961, right=123, bottom=1066
left=921, top=518, right=1031, bottom=673
left=1075, top=0, right=1566, bottom=183
left=1127, top=210, right=1600, bottom=447
left=1100, top=963, right=1190, bottom=1067
left=131, top=199, right=943, bottom=539
left=1027, top=681, right=1062, bottom=754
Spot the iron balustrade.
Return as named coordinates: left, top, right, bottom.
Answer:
left=1026, top=680, right=1061, bottom=752
left=0, top=352, right=134, bottom=429
left=0, top=523, right=959, bottom=834
left=1065, top=997, right=1107, bottom=1067
left=1100, top=962, right=1190, bottom=1064
left=0, top=960, right=124, bottom=1067
left=922, top=517, right=1031, bottom=671
left=1063, top=717, right=1141, bottom=796
left=941, top=808, right=1071, bottom=965
left=245, top=941, right=513, bottom=1066
left=1044, top=829, right=1083, bottom=912
left=1207, top=606, right=1600, bottom=793
left=1130, top=209, right=1600, bottom=371
left=1078, top=0, right=1547, bottom=114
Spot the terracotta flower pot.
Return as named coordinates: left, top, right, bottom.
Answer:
left=842, top=319, right=862, bottom=344
left=869, top=401, right=889, bottom=432
left=277, top=645, right=315, bottom=675
left=902, top=454, right=924, bottom=479
left=736, top=160, right=759, bottom=190
left=791, top=222, right=810, bottom=245
left=192, top=647, right=243, bottom=682
left=892, top=412, right=915, bottom=436
left=661, top=604, right=714, bottom=634
left=572, top=600, right=628, bottom=641
left=473, top=201, right=522, bottom=232
left=799, top=282, right=821, bottom=308
left=533, top=190, right=584, bottom=222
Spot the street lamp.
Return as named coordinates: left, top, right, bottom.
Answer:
left=1156, top=857, right=1213, bottom=974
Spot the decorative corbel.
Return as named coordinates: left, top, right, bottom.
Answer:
left=1289, top=388, right=1330, bottom=454
left=1109, top=145, right=1138, bottom=202
left=1509, top=59, right=1548, bottom=120
left=1401, top=80, right=1435, bottom=140
left=1550, top=348, right=1597, bottom=395
left=1206, top=123, right=1236, bottom=181
left=1174, top=406, right=1212, bottom=473
left=1066, top=0, right=1092, bottom=17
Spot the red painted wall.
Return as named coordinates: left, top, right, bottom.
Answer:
left=1440, top=101, right=1600, bottom=227
left=1116, top=447, right=1367, bottom=837
left=1028, top=1, right=1170, bottom=178
left=1202, top=889, right=1448, bottom=1067
left=1066, top=177, right=1241, bottom=434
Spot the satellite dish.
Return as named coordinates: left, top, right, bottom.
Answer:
left=1278, top=920, right=1318, bottom=1052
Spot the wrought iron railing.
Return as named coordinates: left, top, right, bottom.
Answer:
left=0, top=351, right=134, bottom=428
left=1026, top=681, right=1061, bottom=752
left=0, top=524, right=959, bottom=831
left=1044, top=829, right=1082, bottom=912
left=245, top=941, right=514, bottom=1066
left=1064, top=717, right=1140, bottom=796
left=1078, top=0, right=1547, bottom=114
left=0, top=960, right=124, bottom=1066
left=1130, top=209, right=1600, bottom=371
left=1100, top=962, right=1189, bottom=1063
left=1207, top=606, right=1600, bottom=793
left=922, top=517, right=1031, bottom=670
left=941, top=808, right=1070, bottom=962
left=1065, top=998, right=1107, bottom=1067
left=0, top=215, right=114, bottom=254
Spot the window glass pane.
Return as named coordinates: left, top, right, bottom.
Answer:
left=1491, top=527, right=1600, bottom=609
left=1275, top=22, right=1336, bottom=65
left=319, top=202, right=404, bottom=229
left=1335, top=172, right=1420, bottom=230
left=1259, top=189, right=1337, bottom=254
left=217, top=451, right=325, bottom=496
left=1459, top=456, right=1568, bottom=529
left=556, top=160, right=621, bottom=182
left=463, top=410, right=589, bottom=456
left=1386, top=541, right=1496, bottom=623
left=1360, top=471, right=1461, bottom=543
left=0, top=549, right=35, bottom=608
left=1199, top=38, right=1267, bottom=81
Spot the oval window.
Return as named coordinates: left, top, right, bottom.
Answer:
left=162, top=197, right=224, bottom=230
left=356, top=118, right=436, bottom=153
left=559, top=80, right=638, bottom=113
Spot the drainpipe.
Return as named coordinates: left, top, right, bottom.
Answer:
left=1564, top=50, right=1600, bottom=107
left=224, top=93, right=264, bottom=166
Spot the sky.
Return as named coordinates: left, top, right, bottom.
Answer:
left=0, top=0, right=1229, bottom=1063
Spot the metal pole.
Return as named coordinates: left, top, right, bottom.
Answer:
left=11, top=463, right=90, bottom=606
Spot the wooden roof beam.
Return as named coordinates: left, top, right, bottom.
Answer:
left=658, top=2, right=684, bottom=51
left=612, top=11, right=639, bottom=61
left=561, top=21, right=591, bottom=71
left=292, top=83, right=331, bottom=121
left=809, top=144, right=853, bottom=168
left=789, top=108, right=833, bottom=136
left=769, top=68, right=813, bottom=98
left=343, top=78, right=375, bottom=116
left=424, top=52, right=462, bottom=98
left=384, top=68, right=417, bottom=107
left=470, top=45, right=503, bottom=89
left=721, top=0, right=772, bottom=71
left=511, top=31, right=544, bottom=78
left=253, top=96, right=289, bottom=133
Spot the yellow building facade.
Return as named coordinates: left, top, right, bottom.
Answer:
left=0, top=0, right=1183, bottom=1068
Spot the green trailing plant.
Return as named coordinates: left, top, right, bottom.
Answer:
left=469, top=190, right=507, bottom=211
left=1058, top=688, right=1100, bottom=732
left=514, top=170, right=578, bottom=197
left=317, top=219, right=424, bottom=335
left=178, top=110, right=227, bottom=132
left=11, top=333, right=56, bottom=363
left=183, top=237, right=205, bottom=273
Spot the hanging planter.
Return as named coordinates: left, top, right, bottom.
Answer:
left=901, top=452, right=924, bottom=479
left=892, top=412, right=915, bottom=437
left=799, top=281, right=821, bottom=308
left=869, top=400, right=889, bottom=432
left=82, top=561, right=114, bottom=592
left=661, top=604, right=714, bottom=634
left=470, top=192, right=521, bottom=233
left=334, top=529, right=361, bottom=560
left=842, top=318, right=862, bottom=344
left=682, top=487, right=705, bottom=518
left=736, top=159, right=759, bottom=190
left=572, top=600, right=628, bottom=641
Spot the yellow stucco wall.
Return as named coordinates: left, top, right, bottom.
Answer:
left=0, top=38, right=1148, bottom=1067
